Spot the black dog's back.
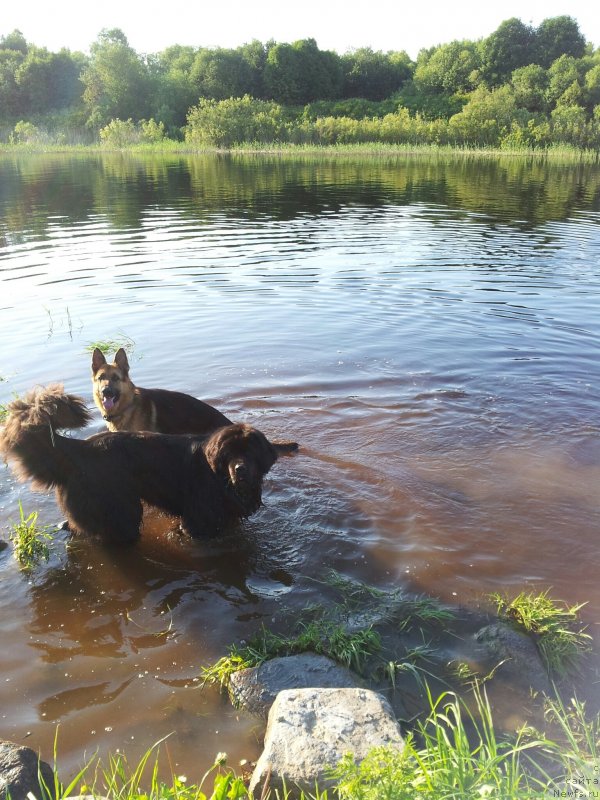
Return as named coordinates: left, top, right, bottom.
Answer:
left=86, top=429, right=216, bottom=512
left=59, top=430, right=220, bottom=544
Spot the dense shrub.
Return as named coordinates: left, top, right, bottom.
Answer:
left=185, top=95, right=288, bottom=147
left=9, top=119, right=41, bottom=143
left=98, top=117, right=166, bottom=147
left=99, top=118, right=139, bottom=147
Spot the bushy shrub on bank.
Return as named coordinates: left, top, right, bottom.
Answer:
left=3, top=92, right=600, bottom=151
left=184, top=95, right=289, bottom=148
left=99, top=118, right=166, bottom=147
left=182, top=93, right=600, bottom=149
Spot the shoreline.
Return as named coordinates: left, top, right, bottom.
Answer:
left=1, top=141, right=599, bottom=161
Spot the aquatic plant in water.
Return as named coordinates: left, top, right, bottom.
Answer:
left=9, top=501, right=54, bottom=568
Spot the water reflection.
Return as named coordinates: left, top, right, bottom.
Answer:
left=2, top=154, right=600, bottom=244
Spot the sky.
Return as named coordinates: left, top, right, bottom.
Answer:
left=2, top=0, right=599, bottom=58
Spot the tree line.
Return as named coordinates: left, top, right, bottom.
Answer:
left=1, top=16, right=599, bottom=149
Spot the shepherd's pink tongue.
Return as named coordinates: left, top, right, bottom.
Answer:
left=103, top=397, right=116, bottom=411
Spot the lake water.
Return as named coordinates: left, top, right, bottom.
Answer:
left=1, top=152, right=600, bottom=778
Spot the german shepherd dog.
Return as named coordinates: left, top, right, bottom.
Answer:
left=92, top=348, right=231, bottom=435
left=92, top=348, right=298, bottom=452
left=0, top=385, right=286, bottom=544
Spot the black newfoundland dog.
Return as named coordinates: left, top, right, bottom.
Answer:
left=0, top=385, right=288, bottom=544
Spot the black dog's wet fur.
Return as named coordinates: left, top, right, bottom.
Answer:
left=0, top=385, right=280, bottom=545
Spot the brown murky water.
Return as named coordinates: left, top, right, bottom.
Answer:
left=1, top=152, right=600, bottom=778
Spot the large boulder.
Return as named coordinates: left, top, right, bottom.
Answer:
left=228, top=653, right=363, bottom=718
left=248, top=687, right=404, bottom=798
left=0, top=740, right=56, bottom=800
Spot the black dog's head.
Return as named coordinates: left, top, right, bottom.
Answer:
left=203, top=424, right=279, bottom=516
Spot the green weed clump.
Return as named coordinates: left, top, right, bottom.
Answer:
left=492, top=590, right=591, bottom=677
left=317, top=569, right=455, bottom=629
left=201, top=619, right=382, bottom=690
left=9, top=501, right=54, bottom=568
left=85, top=333, right=136, bottom=355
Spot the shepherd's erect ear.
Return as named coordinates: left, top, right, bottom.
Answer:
left=114, top=348, right=130, bottom=374
left=91, top=348, right=107, bottom=374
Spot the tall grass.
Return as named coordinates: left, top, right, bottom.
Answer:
left=1, top=139, right=599, bottom=162
left=42, top=738, right=249, bottom=800
left=330, top=684, right=597, bottom=799
left=41, top=686, right=600, bottom=799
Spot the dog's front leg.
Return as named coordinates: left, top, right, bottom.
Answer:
left=180, top=505, right=224, bottom=538
left=180, top=481, right=225, bottom=538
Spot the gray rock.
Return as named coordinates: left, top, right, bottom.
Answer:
left=0, top=740, right=56, bottom=800
left=474, top=622, right=551, bottom=693
left=248, top=687, right=404, bottom=798
left=229, top=654, right=363, bottom=718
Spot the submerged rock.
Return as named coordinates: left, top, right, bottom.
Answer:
left=248, top=687, right=404, bottom=798
left=474, top=622, right=551, bottom=693
left=228, top=653, right=363, bottom=718
left=0, top=740, right=56, bottom=800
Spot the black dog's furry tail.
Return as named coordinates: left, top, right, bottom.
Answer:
left=0, top=384, right=91, bottom=489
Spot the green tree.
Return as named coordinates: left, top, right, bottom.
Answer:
left=81, top=28, right=151, bottom=128
left=0, top=30, right=28, bottom=55
left=341, top=47, right=412, bottom=100
left=448, top=84, right=524, bottom=145
left=264, top=38, right=342, bottom=104
left=535, top=16, right=586, bottom=68
left=550, top=103, right=588, bottom=145
left=415, top=40, right=481, bottom=94
left=149, top=45, right=198, bottom=130
left=480, top=18, right=535, bottom=87
left=263, top=42, right=302, bottom=104
left=556, top=80, right=584, bottom=108
left=546, top=55, right=582, bottom=106
left=15, top=47, right=85, bottom=114
left=511, top=64, right=548, bottom=112
left=238, top=40, right=267, bottom=98
left=190, top=47, right=253, bottom=100
left=0, top=47, right=24, bottom=117
left=584, top=64, right=600, bottom=110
